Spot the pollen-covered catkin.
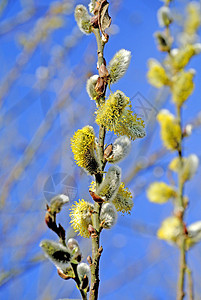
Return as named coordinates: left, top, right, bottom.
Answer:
left=96, top=91, right=145, bottom=140
left=157, top=216, right=181, bottom=243
left=171, top=70, right=195, bottom=106
left=69, top=199, right=94, bottom=238
left=147, top=59, right=170, bottom=88
left=71, top=125, right=99, bottom=175
left=157, top=109, right=182, bottom=151
left=116, top=109, right=146, bottom=140
left=96, top=90, right=129, bottom=129
left=112, top=182, right=133, bottom=214
left=147, top=182, right=176, bottom=204
left=170, top=45, right=199, bottom=70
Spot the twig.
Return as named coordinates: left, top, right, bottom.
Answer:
left=176, top=106, right=186, bottom=300
left=186, top=266, right=194, bottom=300
left=89, top=24, right=107, bottom=300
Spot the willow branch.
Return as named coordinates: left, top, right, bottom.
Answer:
left=186, top=266, right=194, bottom=300
left=89, top=24, right=108, bottom=300
left=176, top=106, right=187, bottom=300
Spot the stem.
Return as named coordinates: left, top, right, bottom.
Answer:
left=162, top=6, right=194, bottom=297
left=186, top=267, right=194, bottom=300
left=93, top=28, right=105, bottom=68
left=176, top=106, right=187, bottom=300
left=89, top=27, right=107, bottom=300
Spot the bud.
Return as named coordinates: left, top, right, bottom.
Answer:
left=67, top=238, right=81, bottom=261
left=157, top=6, right=173, bottom=27
left=77, top=262, right=91, bottom=279
left=186, top=221, right=201, bottom=249
left=100, top=203, right=118, bottom=229
left=99, top=63, right=109, bottom=78
left=87, top=256, right=92, bottom=266
left=194, top=43, right=201, bottom=54
left=183, top=124, right=193, bottom=137
left=86, top=75, right=99, bottom=100
left=89, top=190, right=105, bottom=203
left=74, top=5, right=92, bottom=35
left=40, top=240, right=72, bottom=270
left=107, top=136, right=131, bottom=163
left=181, top=154, right=199, bottom=182
left=57, top=266, right=75, bottom=280
left=77, top=262, right=90, bottom=289
left=154, top=31, right=171, bottom=52
left=104, top=144, right=113, bottom=160
left=97, top=165, right=121, bottom=202
left=49, top=194, right=69, bottom=214
left=108, top=49, right=131, bottom=84
left=147, top=181, right=177, bottom=204
left=102, top=33, right=109, bottom=43
left=88, top=224, right=96, bottom=237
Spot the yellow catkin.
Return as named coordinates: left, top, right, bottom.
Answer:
left=112, top=182, right=133, bottom=214
left=71, top=125, right=98, bottom=174
left=96, top=91, right=145, bottom=140
left=171, top=70, right=195, bottom=107
left=157, top=216, right=180, bottom=243
left=96, top=90, right=129, bottom=129
left=147, top=182, right=176, bottom=204
left=147, top=59, right=170, bottom=88
left=90, top=181, right=133, bottom=214
left=169, top=157, right=186, bottom=172
left=157, top=110, right=182, bottom=151
left=69, top=199, right=93, bottom=238
left=171, top=44, right=196, bottom=70
left=184, top=2, right=201, bottom=35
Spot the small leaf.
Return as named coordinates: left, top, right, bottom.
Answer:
left=98, top=0, right=111, bottom=38
left=104, top=144, right=113, bottom=159
left=99, top=63, right=109, bottom=78
left=95, top=76, right=106, bottom=95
